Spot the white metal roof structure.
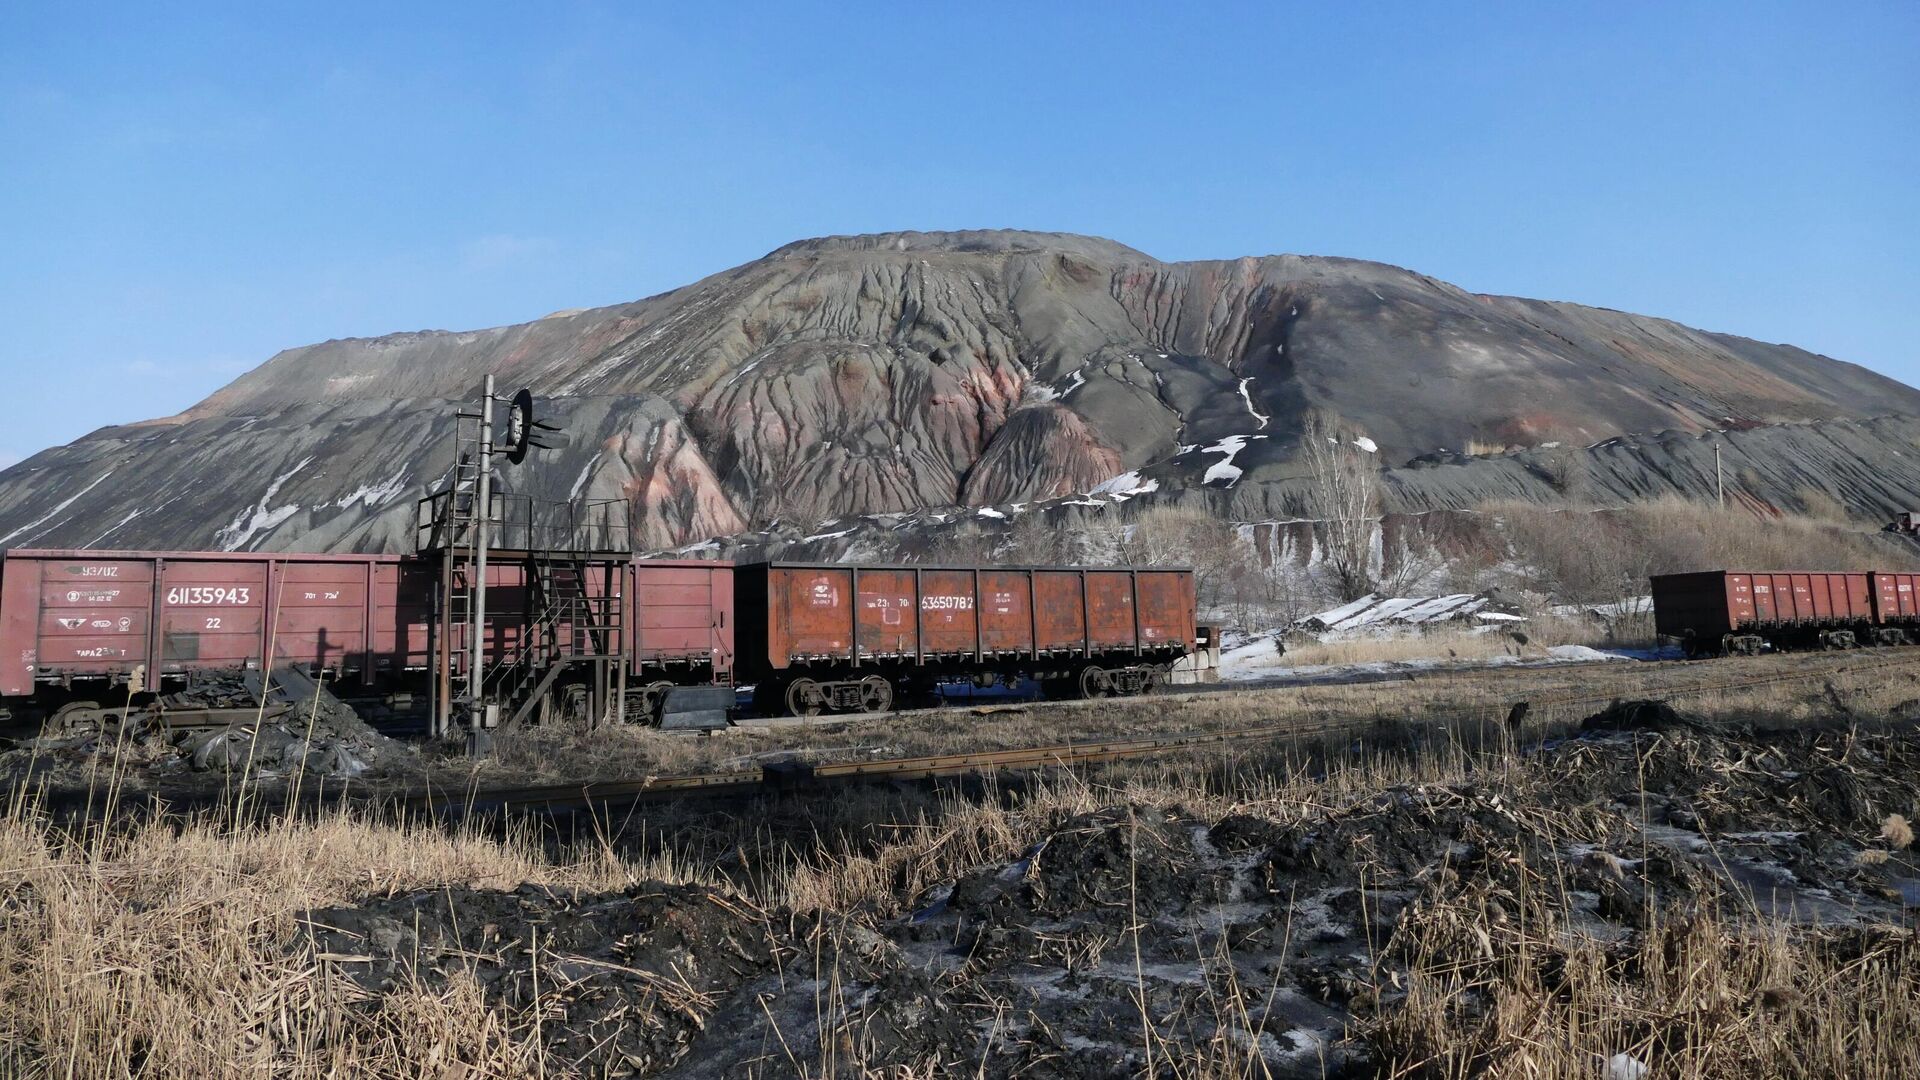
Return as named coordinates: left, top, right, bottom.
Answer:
left=1299, top=593, right=1517, bottom=632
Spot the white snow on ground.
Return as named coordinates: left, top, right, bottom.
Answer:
left=976, top=507, right=1006, bottom=519
left=333, top=468, right=410, bottom=510
left=216, top=457, right=314, bottom=551
left=1218, top=636, right=1637, bottom=683
left=567, top=454, right=601, bottom=500
left=1024, top=382, right=1060, bottom=403
left=1237, top=378, right=1270, bottom=429
left=673, top=538, right=719, bottom=555
left=800, top=527, right=856, bottom=543
left=1353, top=436, right=1378, bottom=453
left=1061, top=369, right=1087, bottom=396
left=1201, top=435, right=1265, bottom=485
left=1090, top=471, right=1160, bottom=497
left=0, top=469, right=116, bottom=546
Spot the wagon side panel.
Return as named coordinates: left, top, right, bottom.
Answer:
left=633, top=563, right=730, bottom=671
left=274, top=560, right=374, bottom=674
left=0, top=556, right=42, bottom=696
left=854, top=568, right=917, bottom=661
left=1085, top=571, right=1137, bottom=650
left=1033, top=571, right=1086, bottom=652
left=771, top=566, right=854, bottom=664
left=917, top=569, right=979, bottom=657
left=1134, top=570, right=1195, bottom=652
left=977, top=570, right=1033, bottom=655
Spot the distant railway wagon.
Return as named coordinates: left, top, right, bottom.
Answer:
left=733, top=562, right=1197, bottom=715
left=1651, top=570, right=1920, bottom=656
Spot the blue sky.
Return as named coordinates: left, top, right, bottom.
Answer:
left=1, top=2, right=1914, bottom=467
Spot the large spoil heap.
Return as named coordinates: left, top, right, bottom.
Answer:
left=3, top=230, right=1918, bottom=555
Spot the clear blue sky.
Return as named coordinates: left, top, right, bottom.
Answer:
left=2, top=2, right=1914, bottom=467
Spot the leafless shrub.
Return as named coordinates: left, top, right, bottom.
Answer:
left=1493, top=503, right=1652, bottom=605
left=997, top=506, right=1067, bottom=564
left=1117, top=506, right=1257, bottom=618
left=1300, top=409, right=1382, bottom=601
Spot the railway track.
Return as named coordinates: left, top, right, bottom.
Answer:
left=407, top=649, right=1920, bottom=817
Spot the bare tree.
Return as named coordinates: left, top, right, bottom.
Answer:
left=1300, top=408, right=1381, bottom=601
left=1122, top=505, right=1255, bottom=618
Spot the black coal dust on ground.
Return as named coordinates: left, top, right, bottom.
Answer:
left=295, top=706, right=1920, bottom=1078
left=0, top=670, right=409, bottom=799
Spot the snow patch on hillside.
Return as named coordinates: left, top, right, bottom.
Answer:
left=333, top=469, right=410, bottom=510
left=567, top=454, right=601, bottom=500
left=217, top=457, right=313, bottom=551
left=1090, top=471, right=1159, bottom=497
left=1237, top=378, right=1270, bottom=429
left=1202, top=435, right=1265, bottom=486
left=0, top=469, right=117, bottom=546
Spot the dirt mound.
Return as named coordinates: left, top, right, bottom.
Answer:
left=173, top=671, right=402, bottom=779
left=1580, top=698, right=1703, bottom=732
left=0, top=668, right=408, bottom=801
left=9, top=229, right=1920, bottom=556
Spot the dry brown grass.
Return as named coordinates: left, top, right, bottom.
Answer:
left=1279, top=626, right=1537, bottom=667
left=3, top=654, right=1917, bottom=1076
left=0, top=807, right=684, bottom=1077
left=1370, top=879, right=1920, bottom=1078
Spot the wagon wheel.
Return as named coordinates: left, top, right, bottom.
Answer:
left=786, top=678, right=823, bottom=718
left=1078, top=666, right=1111, bottom=699
left=48, top=701, right=106, bottom=737
left=632, top=680, right=675, bottom=724
left=857, top=675, right=893, bottom=714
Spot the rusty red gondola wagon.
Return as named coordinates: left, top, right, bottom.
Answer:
left=732, top=562, right=1197, bottom=715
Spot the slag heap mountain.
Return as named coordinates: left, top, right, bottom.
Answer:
left=3, top=230, right=1918, bottom=556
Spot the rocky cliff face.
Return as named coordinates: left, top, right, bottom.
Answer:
left=2, top=229, right=1916, bottom=554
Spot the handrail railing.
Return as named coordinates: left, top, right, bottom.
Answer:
left=415, top=490, right=631, bottom=554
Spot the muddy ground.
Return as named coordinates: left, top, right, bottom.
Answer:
left=5, top=650, right=1913, bottom=810
left=299, top=701, right=1920, bottom=1077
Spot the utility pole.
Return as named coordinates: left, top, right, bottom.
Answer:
left=1714, top=443, right=1725, bottom=509
left=467, top=374, right=496, bottom=742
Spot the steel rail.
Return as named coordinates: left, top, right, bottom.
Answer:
left=409, top=650, right=1920, bottom=816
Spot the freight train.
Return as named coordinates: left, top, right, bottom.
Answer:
left=1651, top=570, right=1920, bottom=656
left=0, top=548, right=1196, bottom=730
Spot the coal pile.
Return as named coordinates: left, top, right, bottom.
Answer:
left=2, top=667, right=407, bottom=791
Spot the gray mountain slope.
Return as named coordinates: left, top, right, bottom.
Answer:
left=1, top=230, right=1915, bottom=554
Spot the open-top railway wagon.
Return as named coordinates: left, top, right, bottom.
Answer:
left=1652, top=570, right=1920, bottom=656
left=0, top=548, right=738, bottom=729
left=734, top=562, right=1196, bottom=715
left=0, top=548, right=1194, bottom=728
